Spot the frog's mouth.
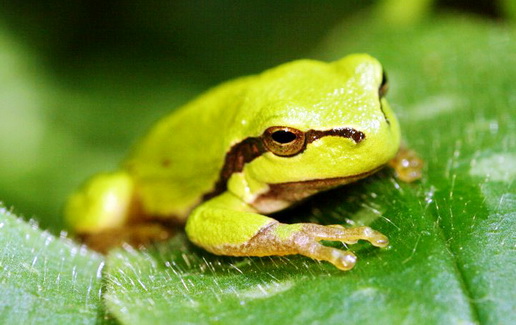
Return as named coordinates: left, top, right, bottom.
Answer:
left=251, top=166, right=385, bottom=214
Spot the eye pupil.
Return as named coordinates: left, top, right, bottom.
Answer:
left=272, top=130, right=297, bottom=144
left=263, top=126, right=306, bottom=157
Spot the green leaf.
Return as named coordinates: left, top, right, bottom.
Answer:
left=0, top=207, right=108, bottom=324
left=103, top=14, right=515, bottom=325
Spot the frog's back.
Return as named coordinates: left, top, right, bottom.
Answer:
left=124, top=77, right=254, bottom=220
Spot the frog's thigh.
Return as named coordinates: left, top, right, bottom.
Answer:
left=186, top=192, right=389, bottom=271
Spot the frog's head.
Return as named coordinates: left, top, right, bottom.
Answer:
left=227, top=54, right=400, bottom=208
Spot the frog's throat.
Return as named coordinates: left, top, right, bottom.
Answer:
left=203, top=127, right=365, bottom=201
left=250, top=166, right=384, bottom=214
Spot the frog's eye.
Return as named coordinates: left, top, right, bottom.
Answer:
left=379, top=71, right=388, bottom=98
left=262, top=126, right=306, bottom=157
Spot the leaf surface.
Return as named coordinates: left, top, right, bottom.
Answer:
left=0, top=208, right=108, bottom=324
left=103, top=14, right=516, bottom=325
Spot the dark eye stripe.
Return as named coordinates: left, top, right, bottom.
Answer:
left=203, top=137, right=265, bottom=200
left=306, top=128, right=365, bottom=144
left=203, top=127, right=366, bottom=200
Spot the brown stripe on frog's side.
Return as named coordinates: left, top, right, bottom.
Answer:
left=202, top=127, right=366, bottom=201
left=203, top=137, right=267, bottom=200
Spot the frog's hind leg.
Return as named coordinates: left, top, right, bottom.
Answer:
left=65, top=171, right=172, bottom=252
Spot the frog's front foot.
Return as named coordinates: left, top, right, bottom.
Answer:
left=389, top=147, right=424, bottom=182
left=186, top=193, right=389, bottom=271
left=250, top=223, right=389, bottom=271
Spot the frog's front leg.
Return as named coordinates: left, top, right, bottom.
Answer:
left=186, top=192, right=389, bottom=271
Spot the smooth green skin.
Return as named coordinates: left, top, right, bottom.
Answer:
left=65, top=54, right=400, bottom=268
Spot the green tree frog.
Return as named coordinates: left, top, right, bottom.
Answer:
left=65, top=54, right=422, bottom=271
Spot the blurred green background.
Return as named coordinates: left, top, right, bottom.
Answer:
left=0, top=0, right=509, bottom=232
